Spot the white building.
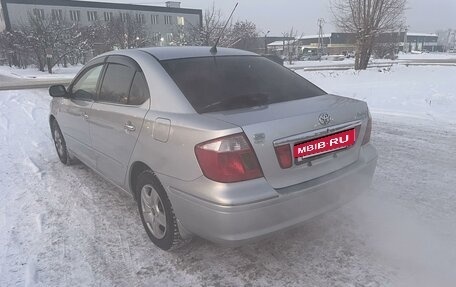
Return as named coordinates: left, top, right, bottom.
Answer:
left=0, top=0, right=202, bottom=44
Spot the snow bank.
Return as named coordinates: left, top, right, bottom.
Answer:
left=297, top=65, right=456, bottom=124
left=286, top=58, right=356, bottom=67
left=0, top=65, right=81, bottom=80
left=285, top=52, right=456, bottom=68
left=398, top=52, right=456, bottom=60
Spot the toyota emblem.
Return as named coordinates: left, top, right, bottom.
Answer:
left=318, top=113, right=331, bottom=125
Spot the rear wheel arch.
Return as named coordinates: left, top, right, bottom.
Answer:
left=135, top=169, right=187, bottom=250
left=129, top=162, right=193, bottom=245
left=129, top=161, right=152, bottom=201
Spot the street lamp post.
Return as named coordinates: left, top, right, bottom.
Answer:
left=7, top=50, right=14, bottom=67
left=263, top=30, right=270, bottom=54
left=403, top=26, right=409, bottom=53
left=45, top=47, right=53, bottom=74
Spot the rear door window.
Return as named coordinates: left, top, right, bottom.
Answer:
left=128, top=72, right=150, bottom=105
left=99, top=63, right=136, bottom=104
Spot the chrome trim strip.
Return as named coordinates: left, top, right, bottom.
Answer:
left=273, top=120, right=362, bottom=147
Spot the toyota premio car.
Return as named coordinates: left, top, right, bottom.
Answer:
left=49, top=47, right=377, bottom=250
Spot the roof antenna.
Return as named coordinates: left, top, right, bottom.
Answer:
left=210, top=2, right=239, bottom=54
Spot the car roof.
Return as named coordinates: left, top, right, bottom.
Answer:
left=107, top=46, right=258, bottom=61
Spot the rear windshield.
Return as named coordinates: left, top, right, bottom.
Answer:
left=161, top=56, right=326, bottom=113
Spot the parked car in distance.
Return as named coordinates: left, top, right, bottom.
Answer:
left=342, top=51, right=356, bottom=58
left=305, top=54, right=322, bottom=61
left=321, top=55, right=346, bottom=61
left=49, top=47, right=378, bottom=251
left=261, top=54, right=284, bottom=65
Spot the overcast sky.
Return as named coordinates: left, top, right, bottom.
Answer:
left=100, top=0, right=456, bottom=35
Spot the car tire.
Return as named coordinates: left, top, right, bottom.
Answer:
left=51, top=120, right=74, bottom=165
left=136, top=170, right=185, bottom=251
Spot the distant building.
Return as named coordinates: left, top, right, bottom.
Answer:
left=268, top=32, right=442, bottom=56
left=297, top=33, right=356, bottom=55
left=0, top=0, right=202, bottom=45
left=405, top=33, right=440, bottom=52
left=232, top=36, right=295, bottom=54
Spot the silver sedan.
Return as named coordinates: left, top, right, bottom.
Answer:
left=48, top=47, right=377, bottom=250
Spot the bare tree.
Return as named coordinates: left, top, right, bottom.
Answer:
left=227, top=20, right=258, bottom=48
left=282, top=28, right=300, bottom=65
left=2, top=13, right=151, bottom=72
left=171, top=24, right=194, bottom=46
left=15, top=13, right=95, bottom=73
left=77, top=23, right=107, bottom=62
left=176, top=4, right=223, bottom=46
left=199, top=4, right=225, bottom=46
left=331, top=0, right=406, bottom=70
left=437, top=29, right=455, bottom=51
left=373, top=31, right=401, bottom=59
left=105, top=14, right=149, bottom=50
left=185, top=4, right=257, bottom=48
left=0, top=31, right=28, bottom=67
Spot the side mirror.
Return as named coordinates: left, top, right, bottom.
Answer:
left=49, top=85, right=68, bottom=98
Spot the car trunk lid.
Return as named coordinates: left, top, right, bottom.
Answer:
left=203, top=94, right=370, bottom=189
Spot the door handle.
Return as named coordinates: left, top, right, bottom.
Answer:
left=82, top=112, right=89, bottom=120
left=124, top=122, right=136, bottom=132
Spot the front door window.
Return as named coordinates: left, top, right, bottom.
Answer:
left=71, top=65, right=103, bottom=100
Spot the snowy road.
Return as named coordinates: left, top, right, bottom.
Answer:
left=0, top=74, right=71, bottom=91
left=1, top=89, right=456, bottom=287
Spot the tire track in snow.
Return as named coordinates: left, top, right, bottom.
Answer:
left=0, top=114, right=9, bottom=131
left=31, top=106, right=47, bottom=122
left=24, top=156, right=44, bottom=179
left=24, top=259, right=38, bottom=287
left=0, top=89, right=54, bottom=286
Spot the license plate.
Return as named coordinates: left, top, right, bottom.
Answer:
left=293, top=129, right=356, bottom=159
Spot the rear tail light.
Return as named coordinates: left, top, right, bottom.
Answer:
left=362, top=112, right=372, bottom=145
left=194, top=133, right=263, bottom=183
left=274, top=144, right=292, bottom=169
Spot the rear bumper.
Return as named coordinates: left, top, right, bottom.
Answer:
left=166, top=144, right=377, bottom=245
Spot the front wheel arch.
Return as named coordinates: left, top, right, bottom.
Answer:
left=49, top=115, right=57, bottom=131
left=50, top=118, right=74, bottom=165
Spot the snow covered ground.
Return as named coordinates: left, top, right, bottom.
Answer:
left=0, top=65, right=82, bottom=80
left=1, top=65, right=456, bottom=286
